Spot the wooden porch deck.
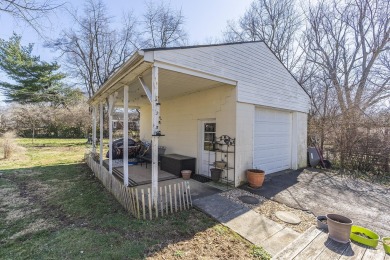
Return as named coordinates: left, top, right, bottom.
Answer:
left=273, top=226, right=389, bottom=260
left=111, top=164, right=179, bottom=187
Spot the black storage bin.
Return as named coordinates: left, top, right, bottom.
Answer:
left=160, top=154, right=196, bottom=177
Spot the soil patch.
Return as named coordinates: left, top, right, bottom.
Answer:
left=146, top=225, right=264, bottom=260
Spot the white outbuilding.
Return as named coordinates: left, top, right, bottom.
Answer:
left=89, top=41, right=310, bottom=202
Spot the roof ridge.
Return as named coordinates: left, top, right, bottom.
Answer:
left=142, top=41, right=264, bottom=52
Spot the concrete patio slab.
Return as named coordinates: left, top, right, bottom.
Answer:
left=223, top=210, right=285, bottom=241
left=193, top=193, right=250, bottom=220
left=241, top=169, right=390, bottom=236
left=193, top=193, right=299, bottom=256
left=259, top=226, right=301, bottom=256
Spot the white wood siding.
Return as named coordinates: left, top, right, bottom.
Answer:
left=139, top=85, right=236, bottom=177
left=235, top=103, right=255, bottom=186
left=151, top=42, right=310, bottom=113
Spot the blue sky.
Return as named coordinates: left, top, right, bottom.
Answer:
left=0, top=0, right=253, bottom=103
left=0, top=0, right=253, bottom=62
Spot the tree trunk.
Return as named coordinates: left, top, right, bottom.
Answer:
left=32, top=122, right=35, bottom=144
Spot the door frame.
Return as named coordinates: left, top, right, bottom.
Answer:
left=197, top=118, right=216, bottom=175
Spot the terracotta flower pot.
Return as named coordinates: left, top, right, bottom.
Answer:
left=327, top=213, right=353, bottom=244
left=215, top=161, right=227, bottom=169
left=181, top=170, right=192, bottom=180
left=246, top=169, right=265, bottom=188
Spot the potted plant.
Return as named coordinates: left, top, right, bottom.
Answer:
left=215, top=160, right=226, bottom=169
left=181, top=170, right=192, bottom=180
left=326, top=213, right=353, bottom=244
left=246, top=169, right=265, bottom=188
left=210, top=168, right=222, bottom=182
left=316, top=215, right=328, bottom=230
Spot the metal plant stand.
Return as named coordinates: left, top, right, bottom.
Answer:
left=211, top=135, right=236, bottom=189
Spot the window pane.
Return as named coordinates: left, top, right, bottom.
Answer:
left=204, top=142, right=215, bottom=151
left=204, top=123, right=216, bottom=132
left=204, top=133, right=215, bottom=142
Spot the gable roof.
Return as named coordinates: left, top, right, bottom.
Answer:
left=142, top=40, right=264, bottom=52
left=89, top=41, right=310, bottom=113
left=142, top=41, right=310, bottom=98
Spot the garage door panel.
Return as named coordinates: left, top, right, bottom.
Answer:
left=254, top=145, right=289, bottom=152
left=254, top=132, right=290, bottom=139
left=254, top=108, right=292, bottom=174
left=254, top=127, right=290, bottom=135
left=256, top=152, right=290, bottom=162
left=254, top=137, right=290, bottom=147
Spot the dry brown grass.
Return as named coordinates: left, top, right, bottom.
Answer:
left=146, top=225, right=259, bottom=260
left=1, top=132, right=26, bottom=159
left=0, top=177, right=56, bottom=247
left=1, top=139, right=271, bottom=259
left=9, top=219, right=56, bottom=240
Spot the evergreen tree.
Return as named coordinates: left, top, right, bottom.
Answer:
left=0, top=34, right=81, bottom=106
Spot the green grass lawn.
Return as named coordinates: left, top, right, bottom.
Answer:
left=0, top=138, right=269, bottom=259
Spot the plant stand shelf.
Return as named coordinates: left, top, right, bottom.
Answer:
left=209, top=135, right=235, bottom=189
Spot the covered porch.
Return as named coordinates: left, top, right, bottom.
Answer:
left=103, top=159, right=179, bottom=187
left=87, top=49, right=237, bottom=214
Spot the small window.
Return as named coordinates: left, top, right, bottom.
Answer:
left=203, top=123, right=216, bottom=151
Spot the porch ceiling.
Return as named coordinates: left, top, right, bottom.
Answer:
left=113, top=68, right=230, bottom=107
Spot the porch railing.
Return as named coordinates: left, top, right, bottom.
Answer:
left=85, top=153, right=192, bottom=220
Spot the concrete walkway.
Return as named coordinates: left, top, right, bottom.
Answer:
left=193, top=193, right=299, bottom=256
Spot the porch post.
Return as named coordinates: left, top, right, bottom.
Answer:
left=99, top=102, right=104, bottom=166
left=151, top=65, right=160, bottom=207
left=92, top=105, right=97, bottom=153
left=123, top=85, right=129, bottom=186
left=108, top=94, right=114, bottom=174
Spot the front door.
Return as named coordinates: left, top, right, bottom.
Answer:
left=199, top=120, right=216, bottom=177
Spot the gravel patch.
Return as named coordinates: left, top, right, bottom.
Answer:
left=220, top=189, right=316, bottom=233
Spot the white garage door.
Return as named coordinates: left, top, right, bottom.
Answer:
left=254, top=108, right=292, bottom=174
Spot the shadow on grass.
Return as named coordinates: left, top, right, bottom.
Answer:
left=0, top=163, right=247, bottom=259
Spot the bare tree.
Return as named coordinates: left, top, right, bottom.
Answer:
left=143, top=1, right=187, bottom=48
left=303, top=0, right=390, bottom=165
left=0, top=0, right=62, bottom=33
left=7, top=101, right=90, bottom=139
left=11, top=104, right=42, bottom=141
left=49, top=0, right=139, bottom=98
left=224, top=0, right=302, bottom=70
left=305, top=0, right=389, bottom=113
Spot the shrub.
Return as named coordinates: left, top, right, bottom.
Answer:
left=1, top=132, right=25, bottom=159
left=1, top=132, right=17, bottom=159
